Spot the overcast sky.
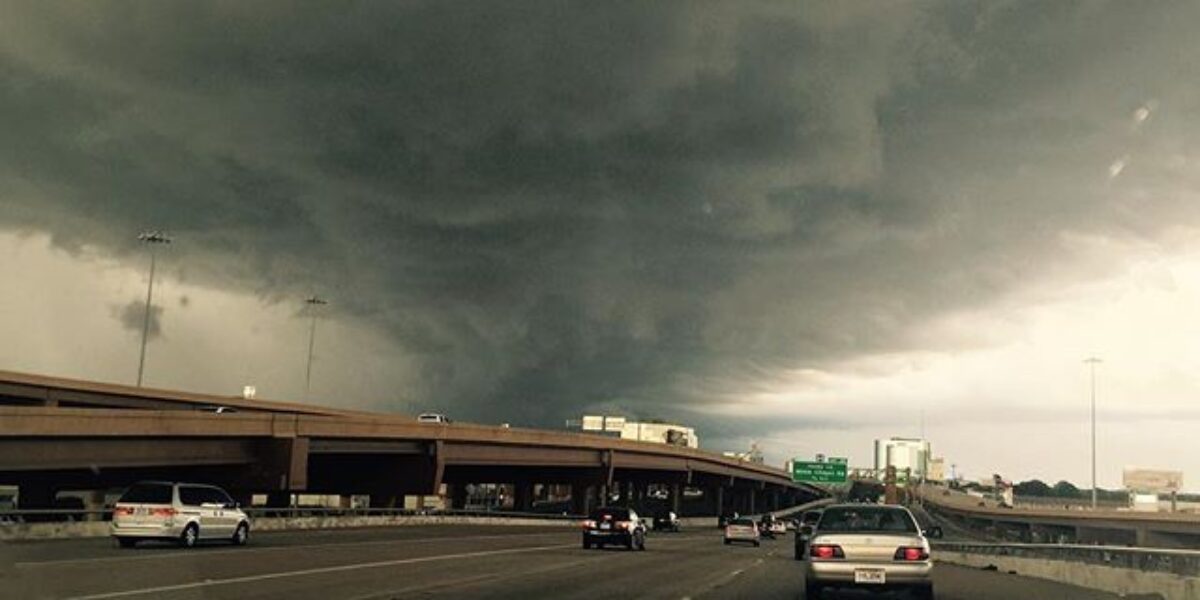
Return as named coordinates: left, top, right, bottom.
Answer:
left=3, top=1, right=1200, bottom=488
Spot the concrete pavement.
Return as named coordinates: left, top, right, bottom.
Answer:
left=2, top=524, right=1123, bottom=599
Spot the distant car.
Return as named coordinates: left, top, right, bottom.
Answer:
left=804, top=504, right=933, bottom=600
left=795, top=509, right=824, bottom=560
left=769, top=520, right=787, bottom=536
left=653, top=511, right=680, bottom=532
left=416, top=413, right=451, bottom=424
left=110, top=481, right=249, bottom=549
left=582, top=507, right=646, bottom=550
left=724, top=517, right=760, bottom=546
left=753, top=513, right=782, bottom=537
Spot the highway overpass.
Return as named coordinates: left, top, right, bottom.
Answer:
left=919, top=484, right=1200, bottom=549
left=0, top=370, right=823, bottom=515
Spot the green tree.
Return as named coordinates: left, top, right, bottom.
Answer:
left=1052, top=480, right=1081, bottom=498
left=1014, top=479, right=1052, bottom=497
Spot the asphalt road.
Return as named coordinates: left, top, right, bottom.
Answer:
left=1, top=525, right=1123, bottom=600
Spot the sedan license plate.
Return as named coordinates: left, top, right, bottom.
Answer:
left=854, top=569, right=886, bottom=585
left=600, top=522, right=611, bottom=530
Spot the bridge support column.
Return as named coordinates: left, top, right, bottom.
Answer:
left=710, top=486, right=724, bottom=516
left=670, top=483, right=682, bottom=515
left=747, top=488, right=756, bottom=515
left=770, top=489, right=780, bottom=512
left=447, top=485, right=468, bottom=510
left=84, top=490, right=106, bottom=522
left=571, top=484, right=595, bottom=515
left=618, top=481, right=630, bottom=505
left=513, top=483, right=533, bottom=512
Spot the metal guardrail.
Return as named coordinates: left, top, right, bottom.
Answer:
left=933, top=541, right=1200, bottom=578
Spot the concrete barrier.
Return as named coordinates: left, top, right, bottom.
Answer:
left=0, top=512, right=577, bottom=542
left=933, top=541, right=1200, bottom=600
left=0, top=498, right=834, bottom=542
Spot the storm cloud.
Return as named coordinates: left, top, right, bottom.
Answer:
left=3, top=0, right=1200, bottom=463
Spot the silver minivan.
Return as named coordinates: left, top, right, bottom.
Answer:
left=110, top=481, right=250, bottom=548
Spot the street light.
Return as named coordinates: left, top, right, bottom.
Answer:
left=304, top=295, right=328, bottom=399
left=1084, top=356, right=1103, bottom=510
left=136, top=231, right=172, bottom=387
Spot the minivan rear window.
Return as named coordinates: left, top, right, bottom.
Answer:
left=118, top=483, right=173, bottom=504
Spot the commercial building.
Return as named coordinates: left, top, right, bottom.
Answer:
left=873, top=437, right=931, bottom=481
left=575, top=415, right=699, bottom=448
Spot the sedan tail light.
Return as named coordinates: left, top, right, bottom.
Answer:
left=894, top=546, right=929, bottom=561
left=113, top=506, right=135, bottom=517
left=809, top=544, right=845, bottom=560
left=580, top=519, right=596, bottom=529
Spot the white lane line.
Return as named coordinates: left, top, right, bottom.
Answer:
left=66, top=542, right=577, bottom=600
left=17, top=531, right=569, bottom=568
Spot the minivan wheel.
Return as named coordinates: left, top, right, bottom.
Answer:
left=232, top=522, right=249, bottom=546
left=179, top=524, right=199, bottom=548
left=117, top=537, right=137, bottom=549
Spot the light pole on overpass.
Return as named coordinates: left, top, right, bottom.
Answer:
left=304, top=295, right=328, bottom=399
left=136, top=231, right=172, bottom=387
left=1084, top=356, right=1102, bottom=510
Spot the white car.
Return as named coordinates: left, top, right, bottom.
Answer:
left=723, top=517, right=761, bottom=546
left=110, top=481, right=250, bottom=549
left=804, top=504, right=933, bottom=600
left=417, top=413, right=451, bottom=424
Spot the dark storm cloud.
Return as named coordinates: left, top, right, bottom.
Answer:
left=113, top=300, right=162, bottom=340
left=3, top=1, right=1200, bottom=439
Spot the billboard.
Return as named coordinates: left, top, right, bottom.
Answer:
left=1123, top=468, right=1183, bottom=493
left=581, top=415, right=604, bottom=431
left=603, top=416, right=626, bottom=432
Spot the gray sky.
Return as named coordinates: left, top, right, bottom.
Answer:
left=3, top=1, right=1200, bottom=488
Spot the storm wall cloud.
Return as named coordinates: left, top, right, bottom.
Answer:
left=3, top=1, right=1200, bottom=476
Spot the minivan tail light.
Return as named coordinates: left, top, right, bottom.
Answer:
left=151, top=507, right=177, bottom=518
left=810, top=544, right=845, bottom=559
left=894, top=547, right=929, bottom=561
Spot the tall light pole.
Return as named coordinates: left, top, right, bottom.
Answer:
left=304, top=295, right=328, bottom=399
left=136, top=231, right=172, bottom=387
left=1084, top=357, right=1103, bottom=510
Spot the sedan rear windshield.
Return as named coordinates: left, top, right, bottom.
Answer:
left=118, top=483, right=173, bottom=504
left=590, top=509, right=631, bottom=521
left=730, top=518, right=755, bottom=527
left=817, top=507, right=917, bottom=533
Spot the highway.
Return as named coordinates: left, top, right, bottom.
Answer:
left=2, top=525, right=1121, bottom=600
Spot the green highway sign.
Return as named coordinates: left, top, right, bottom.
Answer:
left=828, top=457, right=848, bottom=465
left=792, top=460, right=848, bottom=484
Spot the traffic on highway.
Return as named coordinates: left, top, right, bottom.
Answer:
left=2, top=1, right=1198, bottom=599
left=4, top=515, right=1124, bottom=600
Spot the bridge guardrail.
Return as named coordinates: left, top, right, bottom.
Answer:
left=933, top=541, right=1200, bottom=599
left=933, top=541, right=1200, bottom=578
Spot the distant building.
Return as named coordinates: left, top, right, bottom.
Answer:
left=874, top=437, right=931, bottom=481
left=574, top=415, right=699, bottom=448
left=926, top=457, right=946, bottom=482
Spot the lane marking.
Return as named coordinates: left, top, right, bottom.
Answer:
left=66, top=542, right=578, bottom=600
left=345, top=556, right=599, bottom=600
left=16, top=531, right=571, bottom=568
